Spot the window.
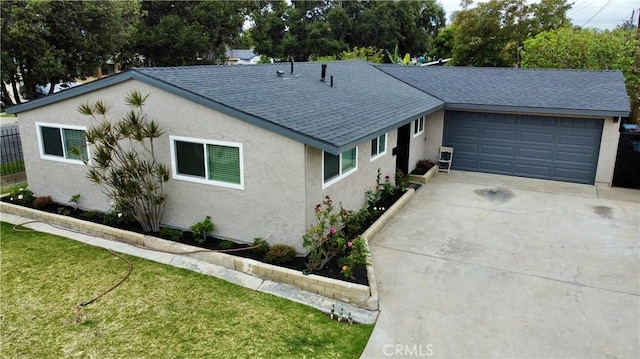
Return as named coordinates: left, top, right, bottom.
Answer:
left=370, top=133, right=387, bottom=160
left=323, top=147, right=357, bottom=187
left=413, top=116, right=425, bottom=136
left=170, top=136, right=244, bottom=189
left=36, top=122, right=88, bottom=163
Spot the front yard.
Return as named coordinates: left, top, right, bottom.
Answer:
left=0, top=222, right=373, bottom=358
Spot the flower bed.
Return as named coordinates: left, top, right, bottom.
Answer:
left=1, top=187, right=417, bottom=310
left=1, top=170, right=415, bottom=310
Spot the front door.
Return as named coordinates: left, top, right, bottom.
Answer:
left=395, top=123, right=411, bottom=175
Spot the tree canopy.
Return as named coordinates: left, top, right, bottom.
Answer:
left=1, top=0, right=140, bottom=103
left=445, top=0, right=572, bottom=66
left=250, top=0, right=446, bottom=62
left=521, top=27, right=639, bottom=120
left=134, top=1, right=253, bottom=66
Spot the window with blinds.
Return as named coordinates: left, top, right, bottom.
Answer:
left=171, top=136, right=244, bottom=189
left=37, top=123, right=88, bottom=163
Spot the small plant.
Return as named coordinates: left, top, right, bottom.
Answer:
left=394, top=170, right=409, bottom=194
left=80, top=210, right=99, bottom=220
left=412, top=159, right=436, bottom=175
left=264, top=244, right=296, bottom=264
left=102, top=201, right=135, bottom=227
left=342, top=206, right=373, bottom=239
left=190, top=216, right=215, bottom=245
left=8, top=187, right=34, bottom=205
left=32, top=196, right=52, bottom=209
left=251, top=237, right=270, bottom=257
left=57, top=207, right=71, bottom=216
left=219, top=240, right=234, bottom=250
left=69, top=194, right=81, bottom=210
left=159, top=227, right=184, bottom=242
left=339, top=236, right=370, bottom=279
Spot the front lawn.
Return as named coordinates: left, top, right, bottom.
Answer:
left=0, top=222, right=373, bottom=358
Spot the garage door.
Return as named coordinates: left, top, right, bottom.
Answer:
left=443, top=111, right=603, bottom=184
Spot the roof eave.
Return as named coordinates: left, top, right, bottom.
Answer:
left=6, top=72, right=142, bottom=114
left=445, top=103, right=630, bottom=118
left=332, top=103, right=445, bottom=154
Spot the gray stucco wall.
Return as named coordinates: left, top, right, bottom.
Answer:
left=17, top=80, right=309, bottom=251
left=422, top=111, right=445, bottom=162
left=304, top=126, right=427, bottom=231
left=595, top=117, right=619, bottom=186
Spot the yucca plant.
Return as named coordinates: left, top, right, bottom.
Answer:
left=76, top=91, right=169, bottom=232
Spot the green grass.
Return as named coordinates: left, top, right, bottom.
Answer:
left=0, top=112, right=16, bottom=117
left=0, top=160, right=25, bottom=176
left=0, top=182, right=27, bottom=195
left=0, top=222, right=373, bottom=358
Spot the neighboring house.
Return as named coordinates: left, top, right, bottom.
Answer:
left=6, top=61, right=630, bottom=252
left=225, top=49, right=261, bottom=65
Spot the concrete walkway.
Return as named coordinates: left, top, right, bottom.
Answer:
left=0, top=212, right=378, bottom=324
left=361, top=171, right=639, bottom=358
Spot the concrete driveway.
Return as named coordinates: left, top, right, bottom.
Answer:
left=362, top=171, right=639, bottom=358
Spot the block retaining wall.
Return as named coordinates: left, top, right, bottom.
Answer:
left=1, top=188, right=415, bottom=310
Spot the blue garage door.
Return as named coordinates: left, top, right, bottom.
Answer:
left=443, top=111, right=603, bottom=184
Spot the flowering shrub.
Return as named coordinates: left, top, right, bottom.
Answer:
left=339, top=236, right=370, bottom=279
left=303, top=196, right=372, bottom=279
left=303, top=196, right=349, bottom=271
left=366, top=169, right=406, bottom=212
left=8, top=187, right=34, bottom=206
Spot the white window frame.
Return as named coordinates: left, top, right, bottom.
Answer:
left=413, top=116, right=425, bottom=137
left=322, top=147, right=358, bottom=189
left=170, top=135, right=244, bottom=190
left=36, top=122, right=89, bottom=165
left=370, top=133, right=387, bottom=161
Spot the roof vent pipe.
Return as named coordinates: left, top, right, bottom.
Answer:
left=321, top=64, right=327, bottom=82
left=330, top=75, right=334, bottom=87
left=290, top=59, right=294, bottom=74
left=276, top=70, right=284, bottom=77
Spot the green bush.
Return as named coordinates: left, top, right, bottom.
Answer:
left=251, top=237, right=270, bottom=257
left=7, top=187, right=34, bottom=206
left=159, top=227, right=184, bottom=242
left=264, top=244, right=296, bottom=264
left=190, top=216, right=215, bottom=245
left=219, top=240, right=234, bottom=250
left=80, top=210, right=99, bottom=220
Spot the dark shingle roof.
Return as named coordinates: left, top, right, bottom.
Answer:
left=376, top=65, right=630, bottom=117
left=8, top=61, right=443, bottom=154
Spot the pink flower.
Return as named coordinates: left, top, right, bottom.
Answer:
left=330, top=227, right=336, bottom=234
left=342, top=265, right=348, bottom=271
left=347, top=241, right=353, bottom=248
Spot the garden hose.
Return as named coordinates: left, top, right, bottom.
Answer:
left=12, top=220, right=262, bottom=306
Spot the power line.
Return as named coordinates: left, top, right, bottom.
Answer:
left=581, top=0, right=615, bottom=27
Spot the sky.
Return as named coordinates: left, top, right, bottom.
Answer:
left=437, top=0, right=640, bottom=29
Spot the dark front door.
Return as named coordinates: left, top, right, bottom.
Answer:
left=395, top=123, right=411, bottom=175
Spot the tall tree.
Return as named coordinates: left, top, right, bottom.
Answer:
left=135, top=1, right=253, bottom=66
left=1, top=0, right=140, bottom=102
left=249, top=0, right=446, bottom=62
left=521, top=27, right=639, bottom=121
left=449, top=0, right=572, bottom=67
